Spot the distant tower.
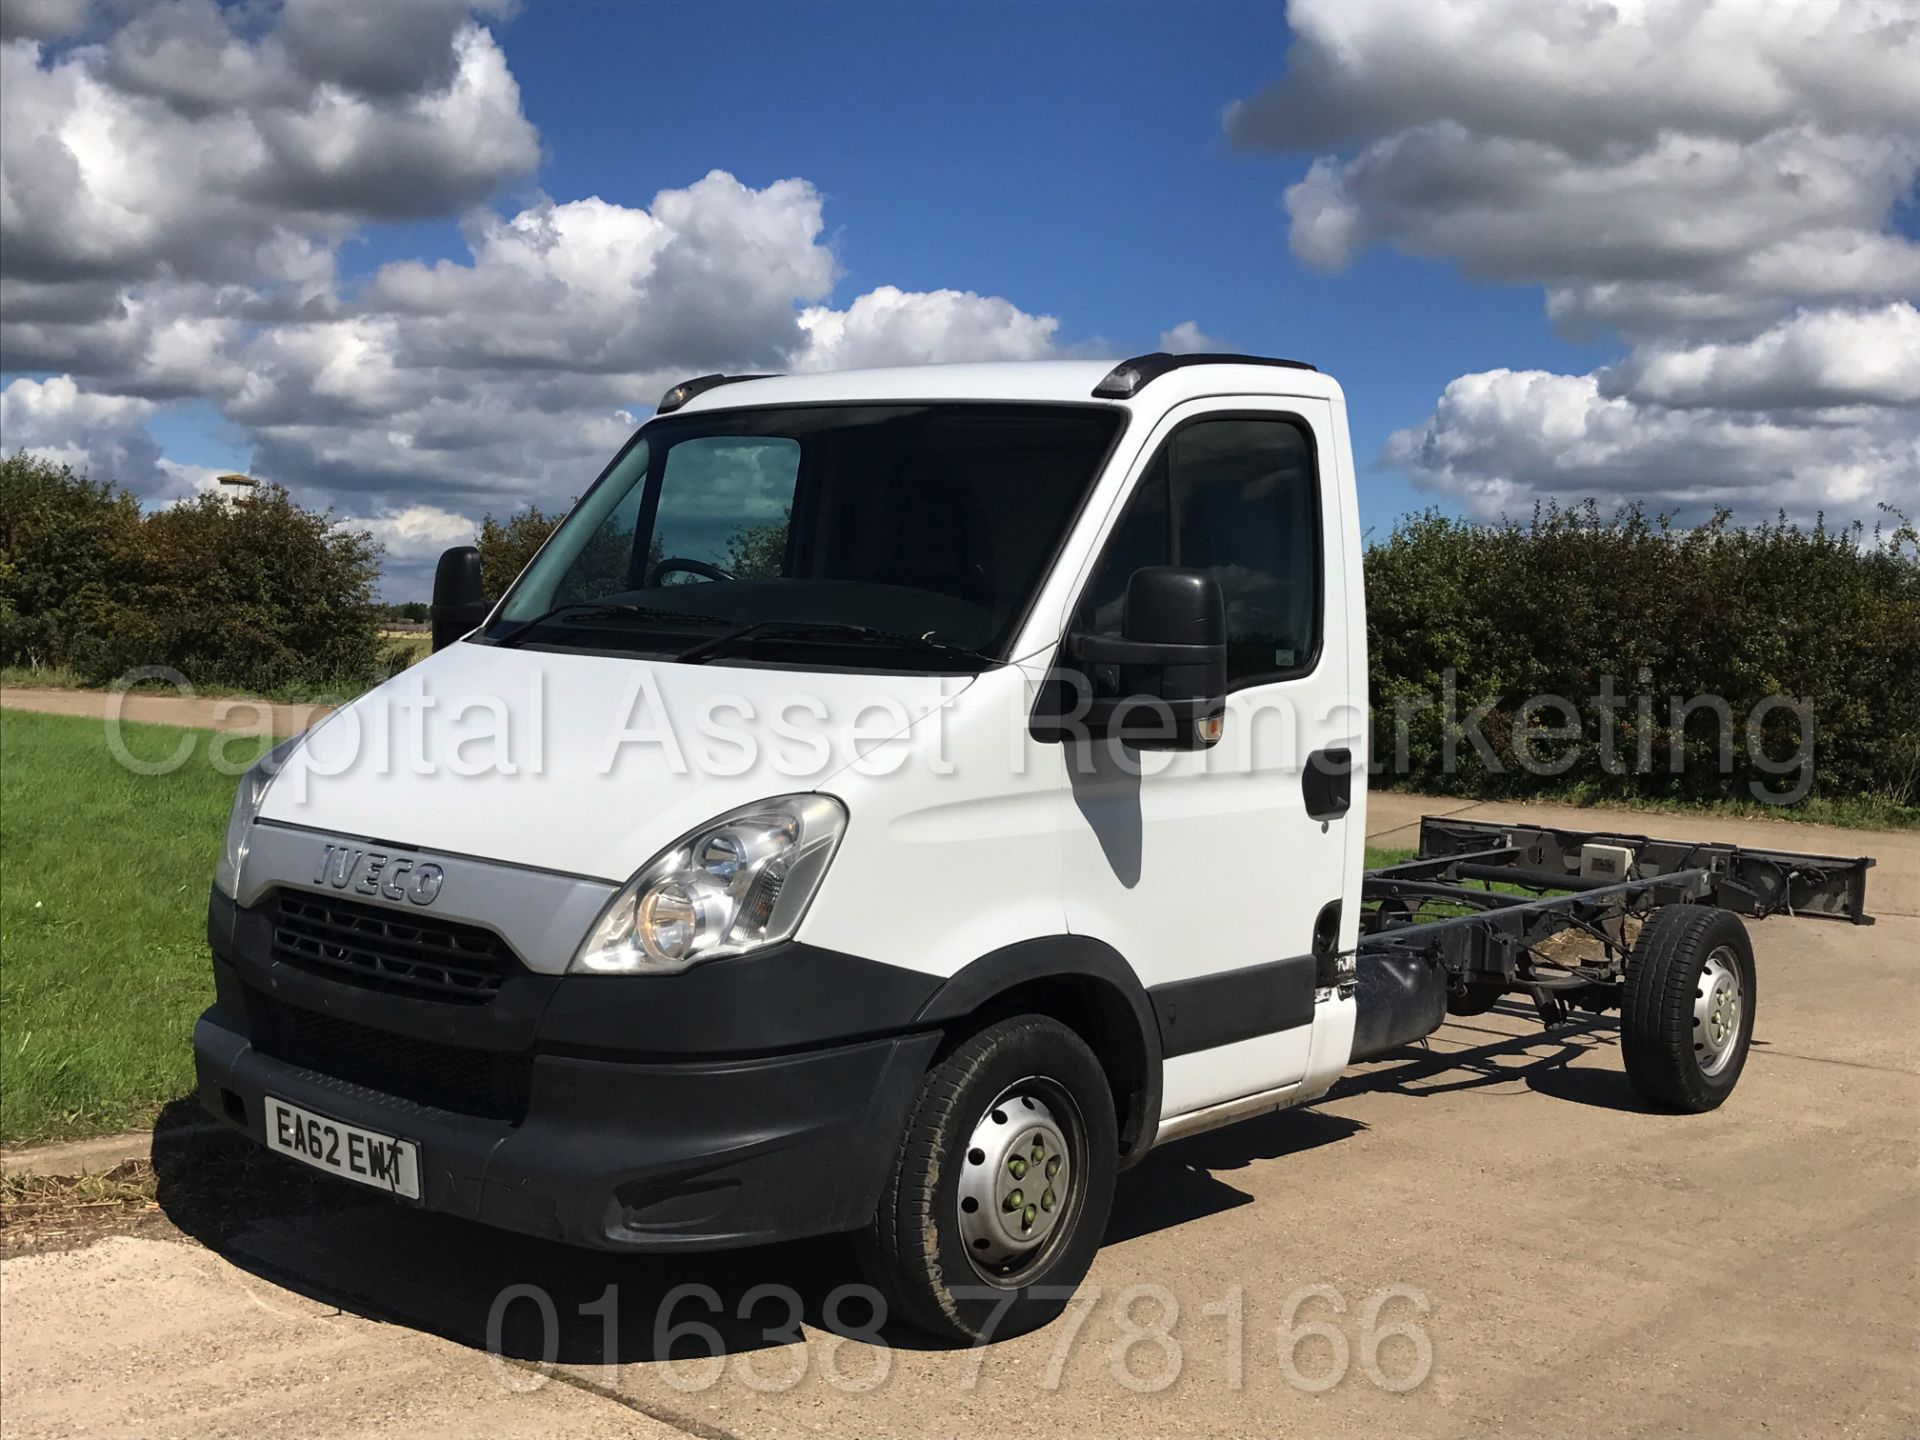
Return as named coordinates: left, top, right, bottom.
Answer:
left=216, top=473, right=258, bottom=506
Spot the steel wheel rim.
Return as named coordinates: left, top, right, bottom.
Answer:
left=956, top=1078, right=1082, bottom=1284
left=1694, top=946, right=1744, bottom=1077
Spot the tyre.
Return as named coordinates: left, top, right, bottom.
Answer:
left=1621, top=906, right=1756, bottom=1112
left=857, top=1015, right=1118, bottom=1342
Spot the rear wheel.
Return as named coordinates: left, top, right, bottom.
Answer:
left=857, top=1015, right=1118, bottom=1342
left=1622, top=906, right=1756, bottom=1112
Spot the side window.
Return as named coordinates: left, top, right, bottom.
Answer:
left=1172, top=418, right=1320, bottom=682
left=649, top=437, right=801, bottom=583
left=1079, top=416, right=1321, bottom=685
left=1076, top=450, right=1169, bottom=634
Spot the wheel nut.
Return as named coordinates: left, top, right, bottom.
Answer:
left=1008, top=1157, right=1027, bottom=1179
left=1024, top=1204, right=1036, bottom=1226
left=1046, top=1155, right=1061, bottom=1179
left=1041, top=1189, right=1055, bottom=1211
left=1031, top=1143, right=1045, bottom=1164
left=1004, top=1189, right=1023, bottom=1211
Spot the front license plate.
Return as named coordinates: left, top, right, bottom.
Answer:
left=263, top=1096, right=421, bottom=1200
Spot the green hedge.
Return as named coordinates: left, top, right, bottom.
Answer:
left=0, top=454, right=385, bottom=694
left=477, top=505, right=563, bottom=599
left=1364, top=504, right=1920, bottom=810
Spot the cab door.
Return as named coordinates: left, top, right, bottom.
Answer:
left=1056, top=399, right=1356, bottom=1119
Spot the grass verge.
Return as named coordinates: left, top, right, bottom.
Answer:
left=1, top=710, right=267, bottom=1145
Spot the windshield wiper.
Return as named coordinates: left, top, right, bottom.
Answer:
left=675, top=619, right=987, bottom=667
left=490, top=601, right=725, bottom=650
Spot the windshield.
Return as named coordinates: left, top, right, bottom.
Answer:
left=484, top=403, right=1122, bottom=668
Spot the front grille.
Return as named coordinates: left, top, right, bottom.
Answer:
left=249, top=991, right=533, bottom=1123
left=270, top=891, right=518, bottom=1004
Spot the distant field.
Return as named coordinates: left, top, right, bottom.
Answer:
left=0, top=711, right=267, bottom=1145
left=378, top=628, right=432, bottom=667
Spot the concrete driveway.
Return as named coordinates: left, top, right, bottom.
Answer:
left=4, top=799, right=1915, bottom=1439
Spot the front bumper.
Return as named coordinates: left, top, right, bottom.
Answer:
left=194, top=1008, right=936, bottom=1249
left=195, top=889, right=941, bottom=1250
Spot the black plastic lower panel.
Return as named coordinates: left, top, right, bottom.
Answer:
left=246, top=987, right=533, bottom=1122
left=195, top=1006, right=940, bottom=1250
left=1147, top=953, right=1318, bottom=1058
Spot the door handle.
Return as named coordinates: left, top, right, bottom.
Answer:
left=1303, top=747, right=1353, bottom=820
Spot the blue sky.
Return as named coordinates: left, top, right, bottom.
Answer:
left=146, top=0, right=1614, bottom=546
left=5, top=0, right=1913, bottom=596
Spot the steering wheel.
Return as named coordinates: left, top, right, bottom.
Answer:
left=647, top=556, right=733, bottom=585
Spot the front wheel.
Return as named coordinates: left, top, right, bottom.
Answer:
left=858, top=1015, right=1118, bottom=1342
left=1622, top=906, right=1756, bottom=1112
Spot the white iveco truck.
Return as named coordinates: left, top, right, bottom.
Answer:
left=196, top=355, right=1874, bottom=1340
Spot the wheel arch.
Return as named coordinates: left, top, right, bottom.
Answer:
left=914, top=936, right=1162, bottom=1169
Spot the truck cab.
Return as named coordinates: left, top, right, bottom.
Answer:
left=197, top=355, right=1857, bottom=1341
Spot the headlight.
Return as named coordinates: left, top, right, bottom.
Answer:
left=570, top=794, right=847, bottom=975
left=213, top=735, right=303, bottom=899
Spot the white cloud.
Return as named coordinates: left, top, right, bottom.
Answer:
left=276, top=0, right=508, bottom=100
left=795, top=285, right=1059, bottom=371
left=1601, top=303, right=1920, bottom=411
left=0, top=373, right=162, bottom=488
left=0, top=3, right=538, bottom=292
left=151, top=458, right=229, bottom=502
left=224, top=185, right=1061, bottom=514
left=1385, top=368, right=1919, bottom=520
left=1233, top=0, right=1920, bottom=152
left=337, top=502, right=478, bottom=563
left=1159, top=321, right=1225, bottom=354
left=1231, top=0, right=1920, bottom=522
left=248, top=20, right=539, bottom=221
left=369, top=174, right=839, bottom=374
left=0, top=4, right=1078, bottom=596
left=1276, top=124, right=1920, bottom=338
left=1, top=372, right=152, bottom=432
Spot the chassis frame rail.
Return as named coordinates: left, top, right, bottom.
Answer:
left=1400, top=817, right=1874, bottom=925
left=1351, top=816, right=1875, bottom=1027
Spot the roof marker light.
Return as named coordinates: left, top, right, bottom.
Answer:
left=655, top=373, right=776, bottom=414
left=656, top=374, right=724, bottom=413
left=1092, top=357, right=1157, bottom=399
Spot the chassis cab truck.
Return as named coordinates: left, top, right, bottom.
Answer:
left=195, top=355, right=1873, bottom=1341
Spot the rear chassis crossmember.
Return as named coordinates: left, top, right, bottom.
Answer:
left=1350, top=817, right=1876, bottom=1030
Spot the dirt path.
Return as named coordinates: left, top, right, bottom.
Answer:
left=1, top=683, right=335, bottom=736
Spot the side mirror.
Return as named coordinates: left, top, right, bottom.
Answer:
left=429, top=546, right=487, bottom=652
left=1051, top=566, right=1228, bottom=749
